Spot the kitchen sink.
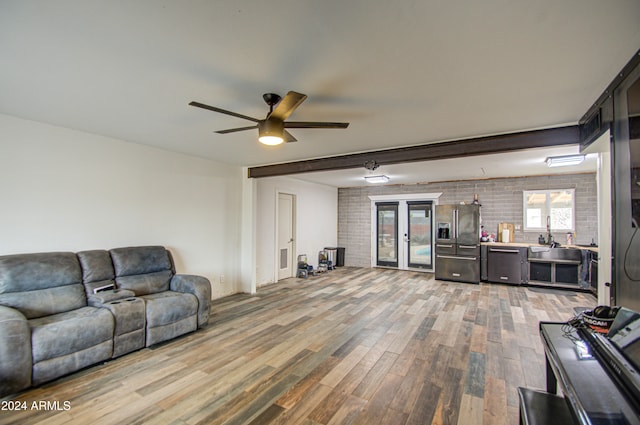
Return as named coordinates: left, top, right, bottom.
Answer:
left=528, top=246, right=583, bottom=264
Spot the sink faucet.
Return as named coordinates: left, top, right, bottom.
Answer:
left=546, top=216, right=553, bottom=245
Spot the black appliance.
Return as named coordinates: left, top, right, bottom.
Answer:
left=434, top=204, right=480, bottom=283
left=533, top=308, right=640, bottom=424
left=486, top=246, right=528, bottom=285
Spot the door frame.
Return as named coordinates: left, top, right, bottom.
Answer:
left=275, top=191, right=297, bottom=282
left=369, top=193, right=442, bottom=271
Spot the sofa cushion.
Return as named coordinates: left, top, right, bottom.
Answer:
left=0, top=284, right=86, bottom=320
left=77, top=250, right=115, bottom=282
left=0, top=252, right=81, bottom=292
left=110, top=246, right=173, bottom=276
left=141, top=291, right=197, bottom=327
left=29, top=306, right=114, bottom=363
left=77, top=250, right=117, bottom=297
left=110, top=246, right=174, bottom=295
left=0, top=252, right=86, bottom=319
left=117, top=270, right=173, bottom=296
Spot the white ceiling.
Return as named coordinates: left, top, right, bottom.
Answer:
left=1, top=1, right=639, bottom=186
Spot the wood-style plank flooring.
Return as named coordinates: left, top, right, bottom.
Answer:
left=0, top=267, right=595, bottom=425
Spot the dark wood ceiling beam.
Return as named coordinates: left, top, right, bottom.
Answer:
left=248, top=125, right=580, bottom=178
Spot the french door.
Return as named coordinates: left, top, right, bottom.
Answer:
left=375, top=200, right=433, bottom=270
left=376, top=203, right=399, bottom=267
left=407, top=202, right=433, bottom=269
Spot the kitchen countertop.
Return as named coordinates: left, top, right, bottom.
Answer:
left=481, top=241, right=599, bottom=252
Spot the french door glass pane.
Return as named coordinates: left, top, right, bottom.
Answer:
left=377, top=203, right=398, bottom=267
left=408, top=202, right=432, bottom=268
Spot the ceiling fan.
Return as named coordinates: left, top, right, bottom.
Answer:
left=189, top=91, right=349, bottom=146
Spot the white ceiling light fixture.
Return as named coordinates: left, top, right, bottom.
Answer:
left=364, top=175, right=390, bottom=184
left=545, top=154, right=585, bottom=167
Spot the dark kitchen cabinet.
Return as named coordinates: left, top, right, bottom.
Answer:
left=529, top=262, right=552, bottom=283
left=527, top=247, right=582, bottom=288
left=486, top=246, right=528, bottom=285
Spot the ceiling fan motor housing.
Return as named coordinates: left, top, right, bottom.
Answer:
left=259, top=119, right=284, bottom=135
left=262, top=93, right=282, bottom=108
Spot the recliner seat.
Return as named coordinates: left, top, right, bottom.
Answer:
left=0, top=246, right=211, bottom=397
left=0, top=252, right=114, bottom=392
left=110, top=246, right=206, bottom=346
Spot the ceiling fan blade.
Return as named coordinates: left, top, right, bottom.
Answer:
left=284, top=130, right=297, bottom=143
left=215, top=125, right=259, bottom=134
left=189, top=101, right=260, bottom=123
left=284, top=121, right=350, bottom=129
left=269, top=91, right=307, bottom=121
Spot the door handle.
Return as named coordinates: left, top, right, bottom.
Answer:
left=437, top=255, right=478, bottom=261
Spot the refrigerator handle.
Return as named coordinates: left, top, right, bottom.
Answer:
left=454, top=209, right=458, bottom=239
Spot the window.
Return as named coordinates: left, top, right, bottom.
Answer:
left=523, top=189, right=575, bottom=232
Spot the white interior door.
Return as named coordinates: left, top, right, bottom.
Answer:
left=277, top=193, right=295, bottom=280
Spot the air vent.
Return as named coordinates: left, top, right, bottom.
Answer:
left=581, top=109, right=602, bottom=145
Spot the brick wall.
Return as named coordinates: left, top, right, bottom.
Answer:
left=338, top=173, right=597, bottom=267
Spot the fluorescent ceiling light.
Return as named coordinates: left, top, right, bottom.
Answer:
left=545, top=154, right=585, bottom=167
left=365, top=175, right=390, bottom=184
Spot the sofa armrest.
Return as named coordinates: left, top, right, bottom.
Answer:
left=87, top=289, right=136, bottom=307
left=0, top=305, right=32, bottom=397
left=170, top=274, right=211, bottom=327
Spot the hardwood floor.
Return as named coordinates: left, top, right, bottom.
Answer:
left=0, top=267, right=595, bottom=425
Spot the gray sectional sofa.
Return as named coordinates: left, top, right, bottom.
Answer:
left=0, top=246, right=211, bottom=397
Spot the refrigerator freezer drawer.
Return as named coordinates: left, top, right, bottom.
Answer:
left=435, top=255, right=480, bottom=284
left=435, top=243, right=456, bottom=255
left=457, top=244, right=480, bottom=256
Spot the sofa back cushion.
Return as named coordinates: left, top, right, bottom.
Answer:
left=110, top=246, right=174, bottom=296
left=0, top=252, right=86, bottom=319
left=77, top=250, right=116, bottom=297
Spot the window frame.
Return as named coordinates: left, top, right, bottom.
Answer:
left=522, top=189, right=576, bottom=233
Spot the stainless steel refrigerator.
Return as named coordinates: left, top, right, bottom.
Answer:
left=434, top=204, right=480, bottom=283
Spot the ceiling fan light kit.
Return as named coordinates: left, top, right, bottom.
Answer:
left=258, top=120, right=284, bottom=145
left=189, top=91, right=349, bottom=146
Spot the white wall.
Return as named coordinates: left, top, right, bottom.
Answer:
left=0, top=113, right=243, bottom=299
left=584, top=130, right=613, bottom=305
left=256, top=176, right=338, bottom=287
